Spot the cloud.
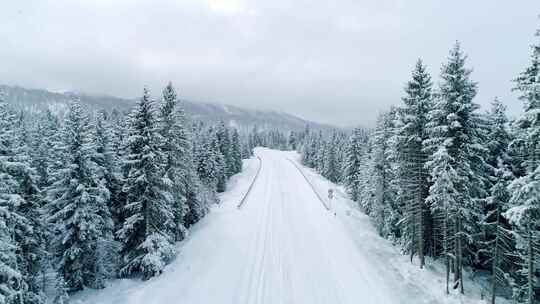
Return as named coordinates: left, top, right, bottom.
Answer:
left=0, top=0, right=539, bottom=126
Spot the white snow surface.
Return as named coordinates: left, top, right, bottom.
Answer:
left=73, top=148, right=500, bottom=304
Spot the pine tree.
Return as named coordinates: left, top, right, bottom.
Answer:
left=158, top=82, right=190, bottom=241
left=486, top=160, right=514, bottom=304
left=91, top=111, right=122, bottom=281
left=197, top=127, right=221, bottom=191
left=357, top=138, right=377, bottom=215
left=424, top=42, right=484, bottom=294
left=230, top=129, right=242, bottom=175
left=505, top=24, right=540, bottom=304
left=109, top=108, right=128, bottom=229
left=323, top=133, right=340, bottom=183
left=46, top=101, right=113, bottom=291
left=0, top=207, right=22, bottom=304
left=117, top=88, right=175, bottom=280
left=216, top=121, right=233, bottom=178
left=288, top=131, right=297, bottom=150
left=344, top=128, right=366, bottom=202
left=481, top=99, right=515, bottom=304
left=0, top=94, right=26, bottom=304
left=397, top=59, right=433, bottom=268
left=0, top=94, right=48, bottom=303
left=426, top=146, right=459, bottom=294
left=369, top=111, right=400, bottom=239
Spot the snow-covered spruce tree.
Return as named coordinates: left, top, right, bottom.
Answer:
left=504, top=24, right=540, bottom=304
left=336, top=131, right=349, bottom=183
left=230, top=129, right=243, bottom=175
left=479, top=98, right=515, bottom=304
left=117, top=88, right=175, bottom=280
left=196, top=127, right=220, bottom=192
left=397, top=58, right=433, bottom=269
left=109, top=108, right=128, bottom=229
left=0, top=207, right=22, bottom=304
left=344, top=128, right=366, bottom=202
left=426, top=146, right=459, bottom=295
left=301, top=132, right=314, bottom=167
left=370, top=111, right=400, bottom=239
left=182, top=149, right=208, bottom=228
left=32, top=120, right=51, bottom=190
left=357, top=137, right=377, bottom=215
left=0, top=95, right=48, bottom=303
left=288, top=131, right=297, bottom=150
left=323, top=133, right=340, bottom=183
left=0, top=96, right=27, bottom=304
left=315, top=132, right=326, bottom=172
left=91, top=110, right=122, bottom=280
left=505, top=165, right=540, bottom=304
left=182, top=122, right=211, bottom=226
left=46, top=100, right=113, bottom=291
left=424, top=42, right=485, bottom=294
left=214, top=131, right=228, bottom=193
left=486, top=159, right=514, bottom=304
left=158, top=82, right=190, bottom=241
left=216, top=121, right=233, bottom=178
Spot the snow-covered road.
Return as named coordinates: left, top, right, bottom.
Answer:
left=76, top=148, right=484, bottom=304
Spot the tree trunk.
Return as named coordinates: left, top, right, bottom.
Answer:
left=490, top=205, right=501, bottom=304
left=527, top=226, right=534, bottom=304
left=417, top=176, right=425, bottom=268
left=445, top=210, right=450, bottom=295
left=458, top=217, right=464, bottom=294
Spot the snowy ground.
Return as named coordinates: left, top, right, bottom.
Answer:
left=73, top=148, right=500, bottom=304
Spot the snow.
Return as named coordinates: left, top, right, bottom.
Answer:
left=72, top=148, right=504, bottom=304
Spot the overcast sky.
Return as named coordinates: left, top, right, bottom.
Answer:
left=1, top=0, right=539, bottom=126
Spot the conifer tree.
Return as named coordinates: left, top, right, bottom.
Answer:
left=216, top=121, right=233, bottom=178
left=344, top=128, right=366, bottom=202
left=426, top=146, right=459, bottom=294
left=46, top=101, right=113, bottom=291
left=424, top=42, right=484, bottom=294
left=230, top=129, right=242, bottom=175
left=481, top=99, right=515, bottom=304
left=398, top=59, right=433, bottom=268
left=158, top=82, right=190, bottom=241
left=505, top=24, right=540, bottom=304
left=323, top=133, right=340, bottom=183
left=0, top=207, right=22, bottom=304
left=117, top=88, right=175, bottom=280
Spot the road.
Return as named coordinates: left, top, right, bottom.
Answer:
left=75, top=148, right=442, bottom=304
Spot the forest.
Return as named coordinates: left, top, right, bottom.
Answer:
left=0, top=83, right=245, bottom=303
left=1, top=12, right=540, bottom=304
left=296, top=26, right=540, bottom=304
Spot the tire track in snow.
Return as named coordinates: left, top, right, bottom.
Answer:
left=239, top=153, right=274, bottom=304
left=286, top=158, right=330, bottom=211
left=237, top=156, right=262, bottom=209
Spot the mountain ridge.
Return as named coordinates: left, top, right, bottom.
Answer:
left=0, top=84, right=335, bottom=132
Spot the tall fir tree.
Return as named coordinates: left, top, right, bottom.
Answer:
left=482, top=99, right=515, bottom=304
left=46, top=101, right=113, bottom=291
left=424, top=42, right=484, bottom=294
left=216, top=121, right=233, bottom=178
left=505, top=24, right=540, bottom=304
left=230, top=129, right=243, bottom=175
left=117, top=88, right=175, bottom=280
left=343, top=128, right=365, bottom=202
left=397, top=59, right=433, bottom=268
left=158, top=82, right=190, bottom=241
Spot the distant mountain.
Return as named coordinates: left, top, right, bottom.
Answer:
left=0, top=84, right=334, bottom=132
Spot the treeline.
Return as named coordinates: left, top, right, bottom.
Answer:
left=0, top=83, right=243, bottom=303
left=298, top=27, right=540, bottom=303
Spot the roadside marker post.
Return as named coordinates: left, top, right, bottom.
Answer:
left=328, top=188, right=336, bottom=216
